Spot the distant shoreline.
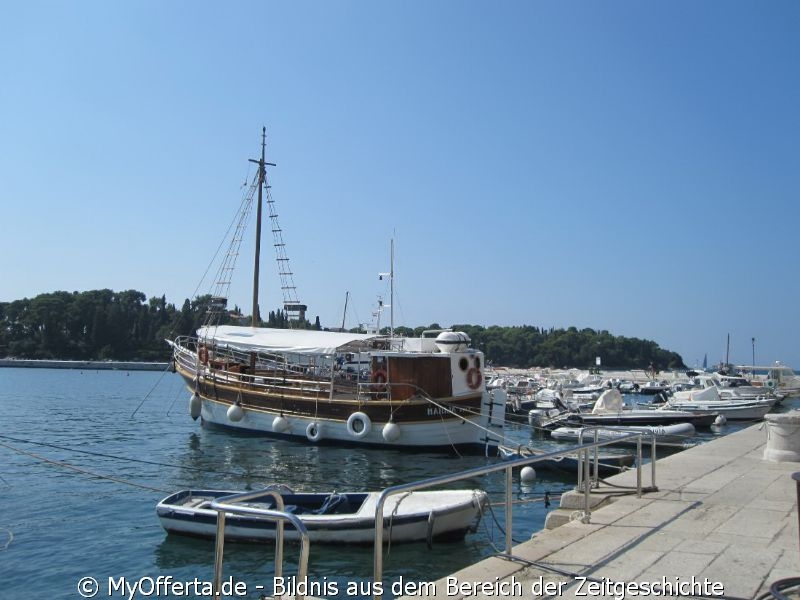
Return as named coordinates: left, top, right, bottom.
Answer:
left=0, top=358, right=170, bottom=371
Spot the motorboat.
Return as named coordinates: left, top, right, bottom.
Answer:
left=638, top=380, right=670, bottom=395
left=572, top=389, right=719, bottom=427
left=550, top=422, right=697, bottom=447
left=156, top=487, right=487, bottom=544
left=665, top=385, right=776, bottom=420
left=536, top=389, right=719, bottom=429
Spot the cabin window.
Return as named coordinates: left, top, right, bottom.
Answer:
left=458, top=357, right=469, bottom=371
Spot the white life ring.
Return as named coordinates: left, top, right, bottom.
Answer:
left=306, top=421, right=323, bottom=442
left=346, top=412, right=372, bottom=438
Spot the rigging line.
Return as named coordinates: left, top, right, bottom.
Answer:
left=0, top=440, right=168, bottom=493
left=165, top=379, right=186, bottom=416
left=130, top=361, right=176, bottom=418
left=0, top=434, right=267, bottom=480
left=438, top=407, right=462, bottom=458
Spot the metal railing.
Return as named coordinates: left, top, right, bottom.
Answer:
left=210, top=489, right=309, bottom=600
left=206, top=433, right=658, bottom=600
left=577, top=426, right=659, bottom=495
left=371, top=431, right=657, bottom=599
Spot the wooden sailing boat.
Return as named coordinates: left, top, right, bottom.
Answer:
left=170, top=129, right=505, bottom=453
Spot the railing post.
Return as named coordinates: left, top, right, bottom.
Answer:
left=651, top=433, right=657, bottom=490
left=636, top=437, right=643, bottom=497
left=505, top=465, right=513, bottom=554
left=213, top=511, right=226, bottom=598
left=373, top=494, right=386, bottom=600
left=583, top=446, right=591, bottom=522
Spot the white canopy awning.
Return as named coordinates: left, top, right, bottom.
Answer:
left=197, top=325, right=381, bottom=355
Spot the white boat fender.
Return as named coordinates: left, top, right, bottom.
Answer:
left=306, top=421, right=323, bottom=442
left=227, top=403, right=244, bottom=422
left=714, top=414, right=727, bottom=426
left=426, top=510, right=436, bottom=549
left=346, top=412, right=372, bottom=438
left=382, top=421, right=401, bottom=442
left=272, top=415, right=290, bottom=433
left=520, top=466, right=536, bottom=484
left=189, top=394, right=202, bottom=421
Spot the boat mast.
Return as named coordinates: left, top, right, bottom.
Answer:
left=249, top=127, right=276, bottom=326
left=378, top=239, right=394, bottom=337
left=389, top=238, right=394, bottom=338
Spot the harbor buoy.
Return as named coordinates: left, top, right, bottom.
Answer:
left=189, top=394, right=202, bottom=420
left=272, top=415, right=290, bottom=433
left=346, top=412, right=372, bottom=438
left=382, top=421, right=401, bottom=442
left=227, top=403, right=244, bottom=422
left=714, top=414, right=727, bottom=426
left=520, top=466, right=536, bottom=484
left=306, top=422, right=323, bottom=442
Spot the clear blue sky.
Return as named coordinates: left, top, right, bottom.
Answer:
left=2, top=1, right=798, bottom=369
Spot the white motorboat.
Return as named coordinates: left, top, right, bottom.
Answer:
left=567, top=389, right=719, bottom=428
left=665, top=385, right=776, bottom=420
left=550, top=422, right=696, bottom=447
left=157, top=487, right=487, bottom=544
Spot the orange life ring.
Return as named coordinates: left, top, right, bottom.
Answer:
left=371, top=369, right=388, bottom=392
left=466, top=367, right=482, bottom=390
left=198, top=347, right=209, bottom=365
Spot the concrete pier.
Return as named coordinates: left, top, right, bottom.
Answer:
left=401, top=423, right=800, bottom=599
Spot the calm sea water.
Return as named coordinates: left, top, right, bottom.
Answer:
left=0, top=368, right=788, bottom=599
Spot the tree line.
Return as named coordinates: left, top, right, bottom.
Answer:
left=0, top=289, right=686, bottom=370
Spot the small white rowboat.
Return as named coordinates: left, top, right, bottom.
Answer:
left=156, top=487, right=487, bottom=544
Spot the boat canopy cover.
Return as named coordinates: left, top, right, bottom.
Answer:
left=196, top=325, right=381, bottom=355
left=591, top=388, right=624, bottom=414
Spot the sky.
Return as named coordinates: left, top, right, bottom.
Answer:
left=1, top=1, right=798, bottom=369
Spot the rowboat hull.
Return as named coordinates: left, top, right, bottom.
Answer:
left=156, top=488, right=487, bottom=544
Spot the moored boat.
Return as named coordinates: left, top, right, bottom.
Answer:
left=172, top=328, right=505, bottom=452
left=665, top=385, right=776, bottom=420
left=170, top=131, right=505, bottom=453
left=156, top=487, right=487, bottom=544
left=549, top=422, right=697, bottom=447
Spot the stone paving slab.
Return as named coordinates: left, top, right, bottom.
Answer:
left=399, top=423, right=800, bottom=600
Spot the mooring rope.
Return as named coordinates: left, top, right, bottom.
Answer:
left=0, top=434, right=265, bottom=481
left=0, top=440, right=168, bottom=493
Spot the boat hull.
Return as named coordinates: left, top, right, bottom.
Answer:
left=550, top=422, right=696, bottom=447
left=175, top=354, right=505, bottom=454
left=156, top=489, right=487, bottom=544
left=663, top=400, right=773, bottom=421
left=572, top=410, right=718, bottom=428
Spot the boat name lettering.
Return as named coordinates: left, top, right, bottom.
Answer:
left=427, top=406, right=469, bottom=417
